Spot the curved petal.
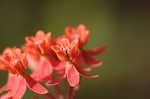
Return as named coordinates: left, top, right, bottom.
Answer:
left=83, top=67, right=93, bottom=72
left=11, top=76, right=26, bottom=99
left=27, top=55, right=39, bottom=71
left=83, top=54, right=103, bottom=67
left=70, top=39, right=79, bottom=58
left=35, top=30, right=45, bottom=38
left=54, top=62, right=65, bottom=74
left=48, top=53, right=59, bottom=67
left=0, top=73, right=19, bottom=94
left=65, top=26, right=74, bottom=35
left=75, top=67, right=99, bottom=78
left=31, top=59, right=53, bottom=82
left=79, top=70, right=99, bottom=78
left=24, top=74, right=48, bottom=94
left=77, top=24, right=90, bottom=47
left=73, top=54, right=84, bottom=67
left=0, top=74, right=13, bottom=94
left=0, top=74, right=27, bottom=99
left=66, top=65, right=80, bottom=87
left=80, top=30, right=89, bottom=47
left=0, top=93, right=12, bottom=99
left=80, top=72, right=99, bottom=78
left=86, top=45, right=107, bottom=56
left=46, top=73, right=66, bottom=86
left=77, top=24, right=86, bottom=33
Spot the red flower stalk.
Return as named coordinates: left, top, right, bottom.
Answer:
left=0, top=48, right=48, bottom=99
left=23, top=30, right=53, bottom=69
left=47, top=24, right=106, bottom=88
left=65, top=24, right=107, bottom=75
left=0, top=24, right=106, bottom=99
left=23, top=30, right=58, bottom=82
left=48, top=38, right=80, bottom=87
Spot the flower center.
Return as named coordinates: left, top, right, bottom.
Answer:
left=11, top=58, right=20, bottom=65
left=62, top=47, right=70, bottom=51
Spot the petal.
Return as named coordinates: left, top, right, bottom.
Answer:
left=79, top=72, right=99, bottom=78
left=80, top=30, right=89, bottom=46
left=48, top=52, right=59, bottom=67
left=46, top=73, right=66, bottom=86
left=0, top=73, right=17, bottom=94
left=25, top=37, right=34, bottom=43
left=56, top=51, right=68, bottom=61
left=73, top=54, right=84, bottom=67
left=75, top=67, right=99, bottom=78
left=31, top=59, right=53, bottom=82
left=78, top=69, right=99, bottom=78
left=66, top=65, right=80, bottom=87
left=77, top=24, right=86, bottom=33
left=83, top=53, right=103, bottom=67
left=24, top=74, right=48, bottom=94
left=86, top=45, right=107, bottom=56
left=77, top=24, right=90, bottom=46
left=54, top=62, right=65, bottom=74
left=0, top=93, right=12, bottom=99
left=35, top=30, right=45, bottom=39
left=11, top=76, right=26, bottom=99
left=51, top=45, right=60, bottom=53
left=26, top=55, right=39, bottom=71
left=0, top=74, right=27, bottom=99
left=69, top=39, right=79, bottom=58
left=83, top=67, right=93, bottom=72
left=65, top=26, right=74, bottom=35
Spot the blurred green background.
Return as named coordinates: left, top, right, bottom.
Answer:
left=0, top=0, right=150, bottom=99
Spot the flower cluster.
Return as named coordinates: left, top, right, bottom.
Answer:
left=0, top=24, right=106, bottom=99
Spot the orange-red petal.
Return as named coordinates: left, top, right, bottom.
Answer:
left=66, top=65, right=80, bottom=87
left=0, top=74, right=27, bottom=99
left=86, top=45, right=107, bottom=56
left=31, top=58, right=53, bottom=82
left=24, top=73, right=48, bottom=94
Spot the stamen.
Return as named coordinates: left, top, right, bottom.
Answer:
left=11, top=59, right=20, bottom=65
left=62, top=47, right=70, bottom=51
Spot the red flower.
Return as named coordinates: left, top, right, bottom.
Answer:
left=51, top=38, right=79, bottom=62
left=64, top=24, right=107, bottom=78
left=23, top=30, right=53, bottom=70
left=0, top=48, right=48, bottom=99
left=47, top=24, right=106, bottom=87
left=65, top=24, right=89, bottom=48
left=23, top=30, right=58, bottom=82
left=48, top=38, right=80, bottom=87
left=0, top=24, right=106, bottom=99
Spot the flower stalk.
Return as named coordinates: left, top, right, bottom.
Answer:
left=0, top=24, right=106, bottom=99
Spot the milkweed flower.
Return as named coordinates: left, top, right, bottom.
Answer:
left=0, top=48, right=48, bottom=99
left=23, top=30, right=54, bottom=70
left=23, top=30, right=58, bottom=82
left=47, top=24, right=106, bottom=87
left=47, top=38, right=80, bottom=87
left=0, top=24, right=106, bottom=99
left=65, top=24, right=106, bottom=73
left=65, top=24, right=90, bottom=48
